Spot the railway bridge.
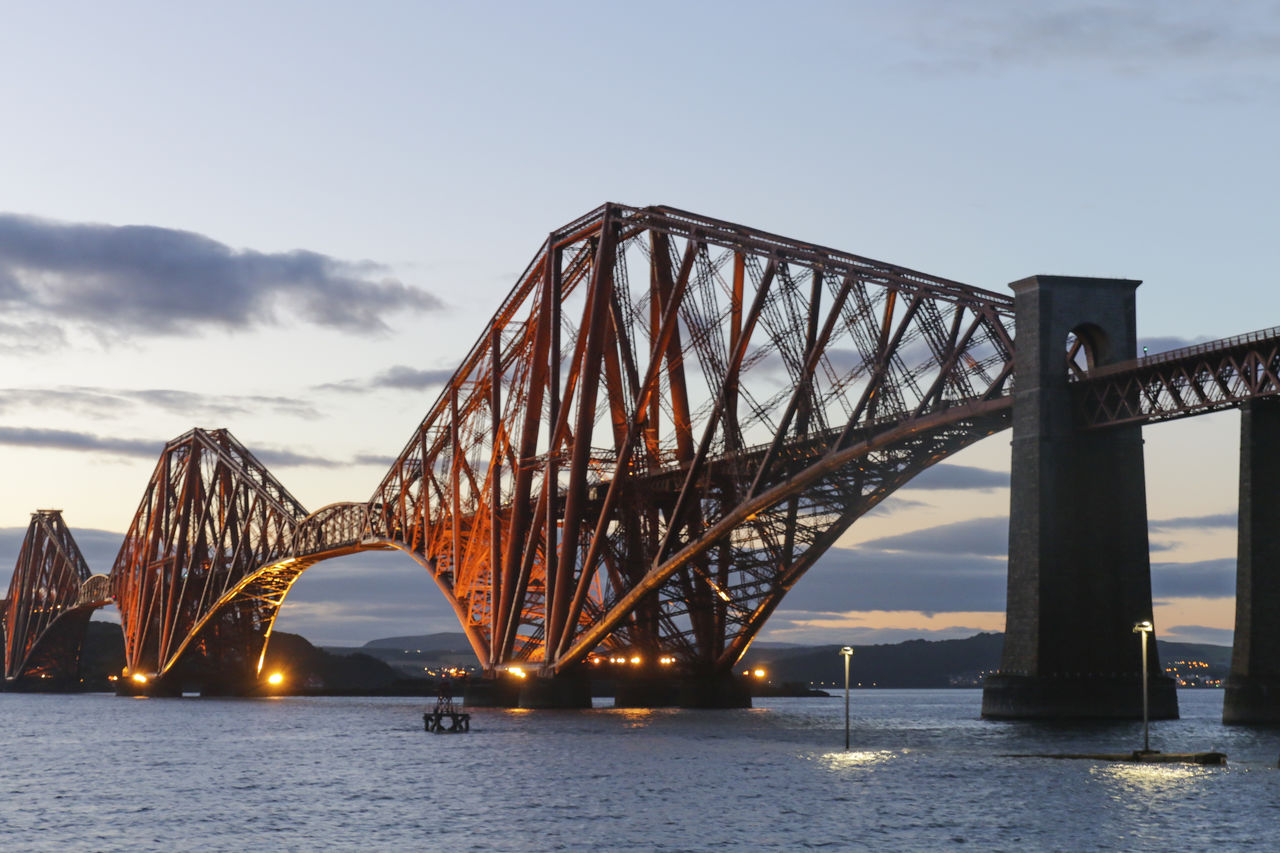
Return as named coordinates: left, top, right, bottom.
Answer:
left=3, top=203, right=1278, bottom=720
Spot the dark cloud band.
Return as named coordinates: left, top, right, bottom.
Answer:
left=0, top=213, right=442, bottom=337
left=0, top=425, right=372, bottom=469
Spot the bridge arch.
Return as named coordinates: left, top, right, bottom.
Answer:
left=1067, top=321, right=1112, bottom=377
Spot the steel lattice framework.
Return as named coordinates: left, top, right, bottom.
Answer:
left=366, top=203, right=1017, bottom=675
left=111, top=428, right=311, bottom=682
left=2, top=510, right=110, bottom=684
left=13, top=203, right=1280, bottom=689
left=1075, top=326, right=1280, bottom=426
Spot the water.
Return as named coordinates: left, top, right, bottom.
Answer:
left=3, top=689, right=1280, bottom=851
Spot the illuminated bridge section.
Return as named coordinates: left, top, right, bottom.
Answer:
left=111, top=428, right=311, bottom=684
left=2, top=510, right=110, bottom=685
left=366, top=203, right=1018, bottom=677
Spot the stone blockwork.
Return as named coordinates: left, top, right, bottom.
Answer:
left=982, top=275, right=1178, bottom=720
left=1225, top=397, right=1280, bottom=724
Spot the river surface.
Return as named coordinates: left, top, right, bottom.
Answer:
left=2, top=689, right=1279, bottom=851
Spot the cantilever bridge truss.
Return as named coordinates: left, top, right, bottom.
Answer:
left=365, top=204, right=1017, bottom=676
left=9, top=202, right=1278, bottom=691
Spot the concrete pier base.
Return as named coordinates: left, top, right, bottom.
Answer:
left=983, top=673, right=1178, bottom=720
left=517, top=675, right=592, bottom=709
left=462, top=677, right=522, bottom=708
left=1224, top=676, right=1280, bottom=725
left=674, top=675, right=752, bottom=709
left=613, top=677, right=680, bottom=708
left=114, top=676, right=181, bottom=698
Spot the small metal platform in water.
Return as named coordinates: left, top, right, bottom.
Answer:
left=424, top=682, right=470, bottom=734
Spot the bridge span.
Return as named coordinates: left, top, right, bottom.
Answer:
left=3, top=204, right=1279, bottom=720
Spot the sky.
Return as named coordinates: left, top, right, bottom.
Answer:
left=1, top=1, right=1277, bottom=648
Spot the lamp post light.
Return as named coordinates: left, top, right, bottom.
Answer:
left=1132, top=620, right=1154, bottom=753
left=840, top=646, right=854, bottom=750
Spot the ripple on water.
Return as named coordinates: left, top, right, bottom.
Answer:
left=0, top=691, right=1277, bottom=851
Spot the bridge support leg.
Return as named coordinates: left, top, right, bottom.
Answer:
left=1224, top=398, right=1280, bottom=723
left=982, top=275, right=1177, bottom=720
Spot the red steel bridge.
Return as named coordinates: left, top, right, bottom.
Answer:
left=3, top=203, right=1279, bottom=715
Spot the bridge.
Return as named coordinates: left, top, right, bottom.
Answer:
left=2, top=203, right=1279, bottom=720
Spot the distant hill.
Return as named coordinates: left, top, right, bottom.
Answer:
left=261, top=632, right=419, bottom=693
left=1160, top=640, right=1232, bottom=670
left=739, top=633, right=1231, bottom=689
left=362, top=632, right=472, bottom=651
left=743, top=633, right=1007, bottom=689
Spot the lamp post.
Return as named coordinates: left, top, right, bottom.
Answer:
left=840, top=646, right=854, bottom=750
left=1133, top=620, right=1154, bottom=753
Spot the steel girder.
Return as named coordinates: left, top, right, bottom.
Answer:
left=111, top=428, right=310, bottom=682
left=1075, top=326, right=1280, bottom=427
left=2, top=510, right=110, bottom=684
left=367, top=203, right=1017, bottom=675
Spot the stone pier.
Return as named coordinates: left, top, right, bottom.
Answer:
left=982, top=275, right=1177, bottom=719
left=1224, top=397, right=1280, bottom=724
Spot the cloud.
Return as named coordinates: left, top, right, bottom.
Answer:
left=1151, top=557, right=1235, bottom=599
left=858, top=516, right=1009, bottom=558
left=0, top=213, right=443, bottom=340
left=899, top=463, right=1008, bottom=492
left=760, top=614, right=1000, bottom=647
left=353, top=454, right=397, bottom=468
left=0, top=386, right=318, bottom=420
left=316, top=364, right=457, bottom=394
left=901, top=2, right=1280, bottom=79
left=0, top=425, right=351, bottom=468
left=0, top=426, right=163, bottom=459
left=1161, top=624, right=1234, bottom=645
left=0, top=319, right=67, bottom=354
left=1149, top=512, right=1236, bottom=531
left=785, top=547, right=1007, bottom=614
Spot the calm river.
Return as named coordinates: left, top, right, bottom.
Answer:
left=2, top=689, right=1278, bottom=851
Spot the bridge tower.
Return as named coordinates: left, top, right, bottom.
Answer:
left=982, top=275, right=1178, bottom=719
left=1224, top=397, right=1280, bottom=723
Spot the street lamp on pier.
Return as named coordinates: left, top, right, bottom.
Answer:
left=840, top=646, right=854, bottom=750
left=1133, top=620, right=1154, bottom=754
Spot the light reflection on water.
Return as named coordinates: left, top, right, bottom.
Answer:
left=1, top=689, right=1277, bottom=852
left=819, top=748, right=900, bottom=770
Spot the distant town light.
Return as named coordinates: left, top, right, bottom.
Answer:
left=753, top=669, right=766, bottom=679
left=630, top=656, right=642, bottom=665
left=508, top=666, right=527, bottom=679
left=266, top=672, right=284, bottom=686
left=131, top=673, right=148, bottom=685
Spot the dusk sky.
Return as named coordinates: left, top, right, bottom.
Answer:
left=1, top=1, right=1275, bottom=648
